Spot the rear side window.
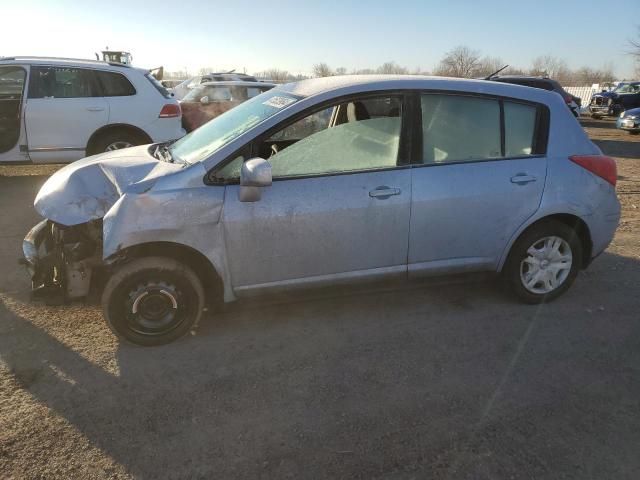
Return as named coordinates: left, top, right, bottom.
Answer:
left=421, top=95, right=501, bottom=163
left=95, top=70, right=135, bottom=96
left=419, top=93, right=545, bottom=164
left=28, top=66, right=97, bottom=98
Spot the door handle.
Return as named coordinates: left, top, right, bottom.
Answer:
left=86, top=106, right=105, bottom=112
left=369, top=186, right=401, bottom=199
left=510, top=174, right=537, bottom=185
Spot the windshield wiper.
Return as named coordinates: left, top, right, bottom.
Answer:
left=153, top=143, right=189, bottom=166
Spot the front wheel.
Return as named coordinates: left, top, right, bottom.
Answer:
left=503, top=221, right=582, bottom=304
left=102, top=257, right=205, bottom=346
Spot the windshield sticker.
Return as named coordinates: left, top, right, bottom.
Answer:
left=263, top=96, right=296, bottom=109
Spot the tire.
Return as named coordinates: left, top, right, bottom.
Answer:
left=503, top=220, right=582, bottom=304
left=89, top=129, right=146, bottom=155
left=590, top=114, right=602, bottom=119
left=102, top=256, right=205, bottom=346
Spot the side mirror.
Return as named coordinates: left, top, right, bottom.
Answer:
left=239, top=158, right=272, bottom=202
left=200, top=95, right=210, bottom=105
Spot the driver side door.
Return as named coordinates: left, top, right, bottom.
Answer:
left=220, top=94, right=412, bottom=295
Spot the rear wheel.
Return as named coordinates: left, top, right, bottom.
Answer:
left=102, top=257, right=205, bottom=346
left=503, top=221, right=582, bottom=304
left=89, top=130, right=146, bottom=155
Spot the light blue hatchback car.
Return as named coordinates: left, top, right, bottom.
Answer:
left=24, top=75, right=621, bottom=345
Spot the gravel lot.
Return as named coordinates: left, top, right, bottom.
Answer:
left=1, top=117, right=639, bottom=479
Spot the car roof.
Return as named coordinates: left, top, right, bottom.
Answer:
left=198, top=81, right=276, bottom=88
left=0, top=56, right=136, bottom=71
left=275, top=75, right=562, bottom=104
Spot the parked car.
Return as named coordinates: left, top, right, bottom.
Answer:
left=617, top=107, right=640, bottom=134
left=23, top=76, right=620, bottom=346
left=180, top=81, right=276, bottom=132
left=0, top=56, right=185, bottom=163
left=488, top=75, right=581, bottom=117
left=589, top=82, right=640, bottom=118
left=172, top=72, right=259, bottom=100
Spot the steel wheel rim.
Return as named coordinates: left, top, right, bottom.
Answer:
left=105, top=141, right=134, bottom=151
left=125, top=281, right=186, bottom=336
left=520, top=236, right=573, bottom=295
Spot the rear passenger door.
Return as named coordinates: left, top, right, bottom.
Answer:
left=24, top=66, right=108, bottom=162
left=408, top=93, right=548, bottom=277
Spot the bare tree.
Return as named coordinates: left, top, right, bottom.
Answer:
left=572, top=65, right=615, bottom=85
left=198, top=67, right=213, bottom=75
left=630, top=26, right=640, bottom=76
left=335, top=67, right=347, bottom=75
left=474, top=56, right=506, bottom=78
left=530, top=55, right=570, bottom=81
left=312, top=63, right=334, bottom=78
left=434, top=46, right=481, bottom=78
left=352, top=68, right=375, bottom=75
left=376, top=62, right=408, bottom=75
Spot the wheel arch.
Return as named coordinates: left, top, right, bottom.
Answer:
left=86, top=123, right=153, bottom=155
left=104, top=241, right=223, bottom=304
left=499, top=213, right=593, bottom=271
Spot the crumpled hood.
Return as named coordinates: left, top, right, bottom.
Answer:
left=34, top=146, right=185, bottom=226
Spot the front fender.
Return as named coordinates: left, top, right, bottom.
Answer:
left=102, top=184, right=236, bottom=301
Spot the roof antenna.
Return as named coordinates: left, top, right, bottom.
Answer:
left=484, top=64, right=509, bottom=80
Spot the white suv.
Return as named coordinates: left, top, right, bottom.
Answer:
left=0, top=56, right=186, bottom=163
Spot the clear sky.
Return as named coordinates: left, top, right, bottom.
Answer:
left=3, top=0, right=639, bottom=78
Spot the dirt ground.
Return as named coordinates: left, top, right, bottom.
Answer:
left=1, top=117, right=639, bottom=479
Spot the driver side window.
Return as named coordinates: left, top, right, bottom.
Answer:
left=215, top=96, right=403, bottom=181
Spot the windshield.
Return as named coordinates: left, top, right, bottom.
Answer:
left=170, top=89, right=299, bottom=164
left=614, top=83, right=640, bottom=94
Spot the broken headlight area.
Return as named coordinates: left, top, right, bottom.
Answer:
left=21, top=219, right=103, bottom=304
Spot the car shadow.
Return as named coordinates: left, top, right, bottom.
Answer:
left=579, top=118, right=617, bottom=129
left=592, top=139, right=640, bottom=159
left=2, top=251, right=640, bottom=478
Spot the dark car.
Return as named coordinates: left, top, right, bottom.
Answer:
left=488, top=75, right=581, bottom=117
left=180, top=81, right=275, bottom=132
left=589, top=82, right=640, bottom=119
left=616, top=106, right=640, bottom=134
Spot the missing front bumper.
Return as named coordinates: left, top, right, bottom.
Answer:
left=21, top=219, right=102, bottom=303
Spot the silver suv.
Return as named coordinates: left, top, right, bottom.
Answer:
left=23, top=76, right=620, bottom=346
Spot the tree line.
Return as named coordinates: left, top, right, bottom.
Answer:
left=304, top=46, right=618, bottom=86
left=167, top=28, right=640, bottom=85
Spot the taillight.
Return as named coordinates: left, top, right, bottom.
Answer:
left=564, top=95, right=572, bottom=104
left=569, top=155, right=617, bottom=187
left=159, top=104, right=181, bottom=118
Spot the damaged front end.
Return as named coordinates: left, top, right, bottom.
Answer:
left=21, top=219, right=104, bottom=304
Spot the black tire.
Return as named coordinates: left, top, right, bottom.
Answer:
left=629, top=131, right=640, bottom=135
left=89, top=129, right=146, bottom=155
left=102, top=256, right=205, bottom=346
left=590, top=114, right=602, bottom=119
left=503, top=220, right=582, bottom=304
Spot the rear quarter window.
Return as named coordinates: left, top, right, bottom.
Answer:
left=144, top=73, right=171, bottom=99
left=95, top=70, right=136, bottom=96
